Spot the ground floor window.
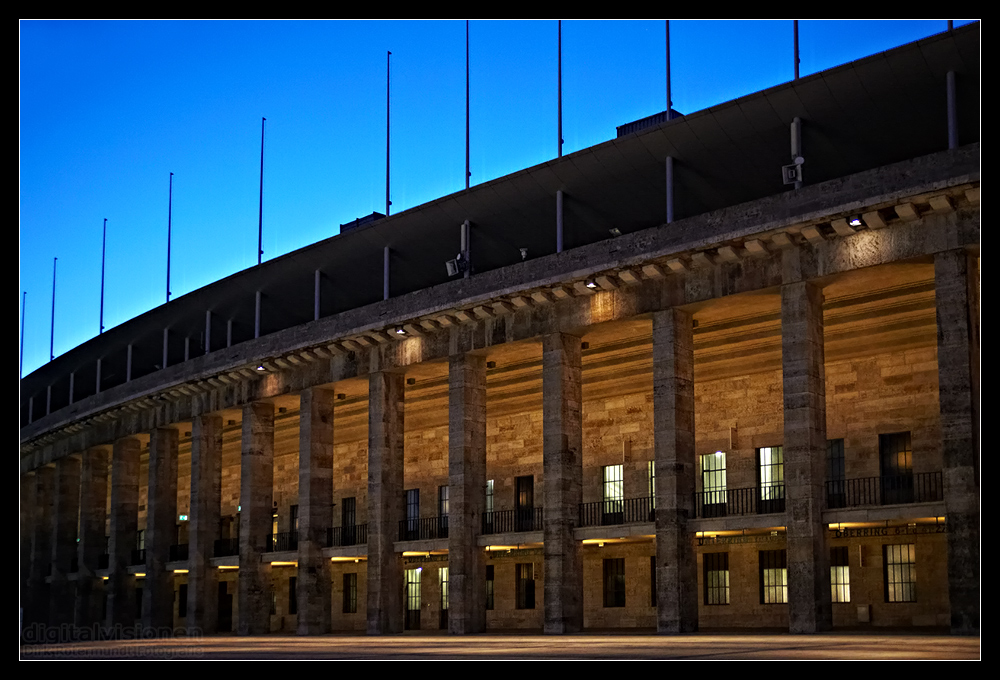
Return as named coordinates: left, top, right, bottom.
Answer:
left=486, top=565, right=495, bottom=610
left=603, top=558, right=626, bottom=607
left=703, top=552, right=730, bottom=605
left=759, top=550, right=787, bottom=604
left=289, top=576, right=297, bottom=615
left=439, top=567, right=449, bottom=629
left=343, top=573, right=357, bottom=614
left=516, top=563, right=535, bottom=610
left=884, top=544, right=916, bottom=602
left=831, top=547, right=850, bottom=603
left=405, top=567, right=422, bottom=629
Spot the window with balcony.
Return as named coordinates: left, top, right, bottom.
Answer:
left=880, top=432, right=913, bottom=505
left=759, top=549, right=787, bottom=604
left=602, top=464, right=624, bottom=524
left=704, top=552, right=730, bottom=605
left=438, top=485, right=449, bottom=536
left=404, top=488, right=419, bottom=540
left=603, top=558, right=626, bottom=607
left=827, top=439, right=846, bottom=508
left=757, top=446, right=785, bottom=513
left=831, top=546, right=850, bottom=603
left=515, top=476, right=534, bottom=532
left=884, top=543, right=916, bottom=602
left=701, top=452, right=727, bottom=517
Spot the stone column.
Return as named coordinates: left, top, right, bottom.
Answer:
left=297, top=387, right=334, bottom=635
left=448, top=353, right=487, bottom=634
left=366, top=371, right=405, bottom=634
left=935, top=248, right=979, bottom=634
left=144, top=427, right=178, bottom=632
left=782, top=279, right=831, bottom=633
left=188, top=414, right=222, bottom=635
left=26, top=466, right=54, bottom=630
left=542, top=332, right=583, bottom=634
left=108, top=437, right=141, bottom=631
left=653, top=308, right=698, bottom=633
left=77, top=447, right=109, bottom=630
left=50, top=455, right=81, bottom=629
left=239, top=401, right=274, bottom=635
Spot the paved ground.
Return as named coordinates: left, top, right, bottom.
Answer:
left=20, top=631, right=980, bottom=660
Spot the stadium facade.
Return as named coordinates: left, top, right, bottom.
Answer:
left=20, top=23, right=979, bottom=637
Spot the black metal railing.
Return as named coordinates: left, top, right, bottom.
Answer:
left=481, top=507, right=544, bottom=534
left=213, top=538, right=239, bottom=557
left=169, top=544, right=189, bottom=561
left=265, top=531, right=299, bottom=552
left=328, top=524, right=368, bottom=547
left=130, top=548, right=146, bottom=565
left=826, top=472, right=943, bottom=508
left=398, top=516, right=449, bottom=541
left=693, top=485, right=786, bottom=518
left=578, top=497, right=654, bottom=527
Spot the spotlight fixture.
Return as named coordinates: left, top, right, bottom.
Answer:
left=849, top=217, right=863, bottom=227
left=394, top=327, right=407, bottom=336
left=585, top=279, right=599, bottom=289
left=256, top=364, right=266, bottom=372
left=609, top=227, right=622, bottom=237
left=519, top=248, right=528, bottom=260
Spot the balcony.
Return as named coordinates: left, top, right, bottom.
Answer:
left=399, top=516, right=449, bottom=541
left=213, top=538, right=239, bottom=557
left=693, top=485, right=786, bottom=519
left=826, top=472, right=943, bottom=508
left=578, top=497, right=654, bottom=527
left=328, top=524, right=368, bottom=547
left=481, top=508, right=543, bottom=534
left=265, top=531, right=299, bottom=552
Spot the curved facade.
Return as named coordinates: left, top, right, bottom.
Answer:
left=21, top=25, right=979, bottom=639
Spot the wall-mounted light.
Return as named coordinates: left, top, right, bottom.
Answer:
left=849, top=217, right=863, bottom=227
left=585, top=280, right=599, bottom=289
left=609, top=227, right=622, bottom=237
left=394, top=327, right=407, bottom=336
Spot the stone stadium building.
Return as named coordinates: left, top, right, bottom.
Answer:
left=20, top=23, right=979, bottom=638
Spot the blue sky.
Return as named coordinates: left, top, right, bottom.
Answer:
left=18, top=19, right=974, bottom=377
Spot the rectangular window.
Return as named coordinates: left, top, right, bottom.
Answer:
left=289, top=576, right=297, bottom=615
left=603, top=558, right=626, bottom=607
left=515, top=476, right=534, bottom=532
left=880, top=432, right=913, bottom=504
left=650, top=555, right=657, bottom=607
left=759, top=549, right=788, bottom=604
left=343, top=573, right=357, bottom=614
left=701, top=452, right=727, bottom=517
left=438, top=485, right=450, bottom=537
left=827, top=439, right=846, bottom=508
left=341, top=496, right=357, bottom=545
left=703, top=552, right=730, bottom=605
left=405, top=488, right=419, bottom=540
left=485, top=564, right=494, bottom=610
left=290, top=504, right=299, bottom=533
left=648, top=461, right=656, bottom=513
left=405, top=567, right=422, bottom=629
left=439, top=567, right=449, bottom=629
left=516, top=563, right=535, bottom=610
left=831, top=546, right=850, bottom=603
left=884, top=544, right=916, bottom=602
left=602, top=464, right=624, bottom=524
left=485, top=479, right=494, bottom=514
left=178, top=583, right=188, bottom=618
left=757, top=446, right=785, bottom=513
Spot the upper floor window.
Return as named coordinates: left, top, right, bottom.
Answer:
left=757, top=446, right=785, bottom=513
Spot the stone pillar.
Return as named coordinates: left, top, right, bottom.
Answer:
left=297, top=387, right=334, bottom=635
left=26, top=466, right=54, bottom=630
left=188, top=414, right=222, bottom=635
left=366, top=371, right=405, bottom=634
left=144, top=427, right=178, bottom=632
left=782, top=280, right=831, bottom=633
left=935, top=248, right=980, bottom=634
left=448, top=353, right=487, bottom=634
left=50, top=455, right=81, bottom=629
left=653, top=308, right=698, bottom=633
left=108, top=437, right=141, bottom=631
left=542, top=332, right=583, bottom=634
left=238, top=401, right=274, bottom=635
left=77, top=447, right=109, bottom=630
